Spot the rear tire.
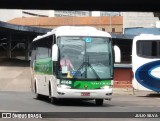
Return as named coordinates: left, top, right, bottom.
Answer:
left=95, top=99, right=103, bottom=106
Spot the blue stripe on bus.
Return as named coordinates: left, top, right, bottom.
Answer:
left=135, top=60, right=160, bottom=92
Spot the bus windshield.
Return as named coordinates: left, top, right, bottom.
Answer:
left=58, top=36, right=113, bottom=80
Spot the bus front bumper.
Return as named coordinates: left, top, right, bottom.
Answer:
left=55, top=88, right=112, bottom=100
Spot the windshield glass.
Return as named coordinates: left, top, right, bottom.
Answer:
left=58, top=36, right=113, bottom=80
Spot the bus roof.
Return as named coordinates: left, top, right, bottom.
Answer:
left=33, top=26, right=111, bottom=42
left=133, top=34, right=160, bottom=42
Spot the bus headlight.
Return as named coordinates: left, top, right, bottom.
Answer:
left=57, top=85, right=71, bottom=89
left=101, top=85, right=112, bottom=89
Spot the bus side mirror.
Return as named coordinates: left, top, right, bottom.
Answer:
left=52, top=44, right=58, bottom=61
left=114, top=45, right=121, bottom=63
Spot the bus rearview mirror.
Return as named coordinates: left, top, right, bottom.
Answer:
left=114, top=45, right=121, bottom=63
left=52, top=44, right=58, bottom=61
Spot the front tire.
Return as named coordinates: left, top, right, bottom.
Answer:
left=95, top=99, right=104, bottom=106
left=35, top=93, right=41, bottom=99
left=35, top=83, right=42, bottom=99
left=51, top=97, right=58, bottom=105
left=49, top=83, right=58, bottom=105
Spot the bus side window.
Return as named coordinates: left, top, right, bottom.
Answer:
left=35, top=36, right=53, bottom=60
left=46, top=35, right=54, bottom=57
left=53, top=34, right=56, bottom=44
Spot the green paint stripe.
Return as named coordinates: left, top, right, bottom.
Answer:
left=60, top=80, right=112, bottom=89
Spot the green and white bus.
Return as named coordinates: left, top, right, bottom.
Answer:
left=31, top=26, right=113, bottom=106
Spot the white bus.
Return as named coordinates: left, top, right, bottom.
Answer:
left=132, top=34, right=160, bottom=92
left=30, top=26, right=113, bottom=105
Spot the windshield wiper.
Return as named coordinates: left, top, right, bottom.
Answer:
left=88, top=62, right=101, bottom=80
left=73, top=55, right=100, bottom=80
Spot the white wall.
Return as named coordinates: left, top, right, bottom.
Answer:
left=0, top=9, right=55, bottom=22
left=0, top=9, right=22, bottom=22
left=122, top=12, right=159, bottom=30
left=92, top=11, right=100, bottom=16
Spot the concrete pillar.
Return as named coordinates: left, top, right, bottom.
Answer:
left=7, top=34, right=12, bottom=58
left=25, top=38, right=30, bottom=61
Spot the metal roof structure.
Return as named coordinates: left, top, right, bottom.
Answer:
left=0, top=20, right=134, bottom=62
left=0, top=20, right=51, bottom=43
left=124, top=28, right=160, bottom=35
left=111, top=33, right=135, bottom=40
left=0, top=21, right=51, bottom=60
left=0, top=20, right=135, bottom=41
left=0, top=20, right=135, bottom=42
left=0, top=20, right=51, bottom=34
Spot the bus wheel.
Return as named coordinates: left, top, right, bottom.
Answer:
left=95, top=99, right=103, bottom=106
left=35, top=93, right=41, bottom=99
left=51, top=97, right=58, bottom=105
left=49, top=84, right=58, bottom=105
left=35, top=83, right=41, bottom=99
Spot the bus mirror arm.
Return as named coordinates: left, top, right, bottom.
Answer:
left=52, top=44, right=58, bottom=61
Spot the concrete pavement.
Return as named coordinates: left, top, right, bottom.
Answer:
left=0, top=58, right=31, bottom=92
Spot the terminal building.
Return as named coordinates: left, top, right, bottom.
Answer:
left=0, top=18, right=132, bottom=88
left=0, top=21, right=51, bottom=60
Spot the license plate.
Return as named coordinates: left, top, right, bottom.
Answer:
left=81, top=92, right=90, bottom=96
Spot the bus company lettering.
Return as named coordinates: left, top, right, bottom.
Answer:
left=61, top=80, right=72, bottom=85
left=38, top=64, right=50, bottom=72
left=91, top=82, right=109, bottom=85
left=135, top=113, right=158, bottom=118
left=11, top=113, right=42, bottom=118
